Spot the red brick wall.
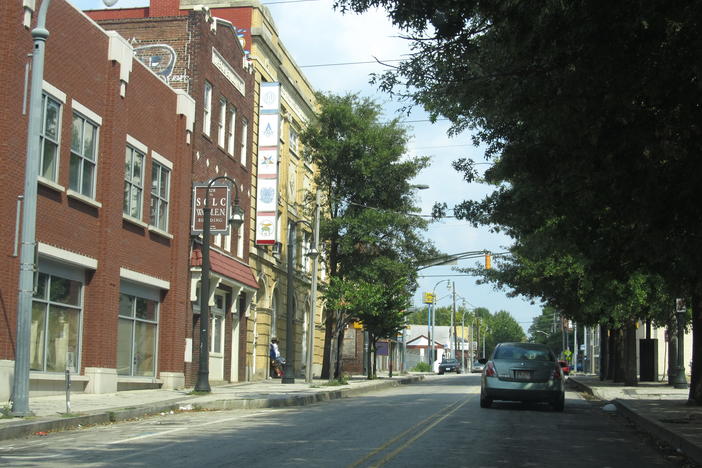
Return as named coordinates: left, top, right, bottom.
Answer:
left=1, top=0, right=192, bottom=376
left=92, top=9, right=256, bottom=386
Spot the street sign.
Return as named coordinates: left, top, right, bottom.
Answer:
left=423, top=292, right=435, bottom=304
left=191, top=183, right=231, bottom=234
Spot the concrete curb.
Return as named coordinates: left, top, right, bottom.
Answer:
left=569, top=377, right=702, bottom=466
left=0, top=375, right=423, bottom=441
left=613, top=399, right=702, bottom=467
left=567, top=377, right=597, bottom=398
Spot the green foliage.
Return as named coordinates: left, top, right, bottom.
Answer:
left=301, top=92, right=438, bottom=284
left=302, top=92, right=440, bottom=377
left=412, top=361, right=431, bottom=372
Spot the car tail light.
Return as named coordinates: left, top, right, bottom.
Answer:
left=485, top=361, right=496, bottom=377
left=552, top=363, right=562, bottom=380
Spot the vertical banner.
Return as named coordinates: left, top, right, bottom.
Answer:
left=255, top=82, right=281, bottom=245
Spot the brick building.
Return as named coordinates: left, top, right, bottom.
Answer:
left=87, top=3, right=259, bottom=385
left=87, top=0, right=326, bottom=382
left=0, top=0, right=196, bottom=400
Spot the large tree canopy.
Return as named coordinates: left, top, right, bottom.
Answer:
left=302, top=92, right=438, bottom=378
left=334, top=0, right=702, bottom=400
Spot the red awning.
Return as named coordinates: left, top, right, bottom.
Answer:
left=191, top=248, right=259, bottom=290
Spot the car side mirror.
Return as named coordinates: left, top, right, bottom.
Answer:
left=477, top=358, right=487, bottom=364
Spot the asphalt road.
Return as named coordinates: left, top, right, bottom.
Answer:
left=0, top=374, right=687, bottom=467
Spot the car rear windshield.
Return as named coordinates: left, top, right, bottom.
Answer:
left=494, top=345, right=554, bottom=361
left=442, top=359, right=458, bottom=364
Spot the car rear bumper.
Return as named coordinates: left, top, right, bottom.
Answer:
left=482, top=378, right=564, bottom=402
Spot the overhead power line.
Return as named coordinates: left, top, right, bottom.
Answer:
left=262, top=0, right=322, bottom=5
left=299, top=59, right=403, bottom=68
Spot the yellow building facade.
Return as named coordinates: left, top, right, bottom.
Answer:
left=180, top=0, right=325, bottom=381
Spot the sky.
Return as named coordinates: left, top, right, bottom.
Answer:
left=69, top=0, right=545, bottom=332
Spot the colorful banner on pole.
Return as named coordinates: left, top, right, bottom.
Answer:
left=255, top=82, right=281, bottom=245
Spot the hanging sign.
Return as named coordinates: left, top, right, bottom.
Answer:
left=191, top=183, right=231, bottom=234
left=255, top=82, right=281, bottom=245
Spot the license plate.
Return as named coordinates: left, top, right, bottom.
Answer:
left=514, top=370, right=531, bottom=380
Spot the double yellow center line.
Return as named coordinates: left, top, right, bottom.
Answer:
left=347, top=396, right=473, bottom=468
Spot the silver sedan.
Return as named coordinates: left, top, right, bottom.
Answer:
left=479, top=342, right=565, bottom=411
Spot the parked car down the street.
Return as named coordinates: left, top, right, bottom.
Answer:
left=558, top=360, right=570, bottom=376
left=471, top=361, right=485, bottom=373
left=438, top=358, right=462, bottom=374
left=480, top=342, right=565, bottom=411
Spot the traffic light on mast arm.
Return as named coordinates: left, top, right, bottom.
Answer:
left=485, top=253, right=491, bottom=269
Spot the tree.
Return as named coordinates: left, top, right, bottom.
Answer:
left=356, top=277, right=412, bottom=378
left=334, top=0, right=702, bottom=402
left=405, top=306, right=453, bottom=326
left=301, top=92, right=438, bottom=379
left=483, top=310, right=526, bottom=358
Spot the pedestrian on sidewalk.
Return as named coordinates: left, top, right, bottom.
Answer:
left=270, top=339, right=283, bottom=378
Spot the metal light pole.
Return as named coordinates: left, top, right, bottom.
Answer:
left=194, top=177, right=244, bottom=393
left=304, top=191, right=321, bottom=383
left=283, top=217, right=314, bottom=384
left=672, top=299, right=688, bottom=389
left=428, top=279, right=451, bottom=369
left=428, top=302, right=433, bottom=365
left=461, top=309, right=467, bottom=372
left=482, top=326, right=488, bottom=358
left=12, top=0, right=52, bottom=417
left=451, top=282, right=457, bottom=359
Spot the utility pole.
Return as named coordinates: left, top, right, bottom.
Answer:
left=573, top=322, right=578, bottom=373
left=452, top=282, right=457, bottom=360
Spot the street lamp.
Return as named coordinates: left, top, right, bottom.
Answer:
left=282, top=214, right=316, bottom=384
left=12, top=0, right=120, bottom=417
left=428, top=279, right=451, bottom=368
left=194, top=176, right=244, bottom=393
left=671, top=299, right=688, bottom=389
left=304, top=191, right=321, bottom=384
left=461, top=308, right=469, bottom=372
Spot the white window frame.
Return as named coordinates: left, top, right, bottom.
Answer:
left=210, top=294, right=226, bottom=355
left=226, top=106, right=236, bottom=155
left=289, top=127, right=299, bottom=155
left=217, top=98, right=226, bottom=147
left=150, top=153, right=171, bottom=232
left=69, top=106, right=100, bottom=199
left=124, top=143, right=146, bottom=220
left=236, top=222, right=244, bottom=259
left=240, top=118, right=248, bottom=167
left=30, top=262, right=84, bottom=374
left=203, top=82, right=212, bottom=136
left=39, top=93, right=62, bottom=183
left=117, top=285, right=160, bottom=378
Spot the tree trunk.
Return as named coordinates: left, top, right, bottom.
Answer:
left=327, top=322, right=342, bottom=382
left=614, top=329, right=626, bottom=383
left=607, top=328, right=616, bottom=380
left=624, top=320, right=638, bottom=386
left=668, top=321, right=678, bottom=385
left=367, top=334, right=374, bottom=379
left=599, top=325, right=609, bottom=381
left=690, top=291, right=702, bottom=404
left=321, top=312, right=335, bottom=379
left=388, top=341, right=393, bottom=378
left=335, top=327, right=345, bottom=379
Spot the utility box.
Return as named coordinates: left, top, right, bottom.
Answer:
left=639, top=338, right=658, bottom=381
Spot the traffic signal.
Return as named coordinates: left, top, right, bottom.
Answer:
left=485, top=253, right=491, bottom=269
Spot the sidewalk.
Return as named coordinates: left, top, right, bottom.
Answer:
left=0, top=374, right=425, bottom=441
left=569, top=374, right=702, bottom=466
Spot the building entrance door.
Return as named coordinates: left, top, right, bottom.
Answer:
left=209, top=293, right=225, bottom=381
